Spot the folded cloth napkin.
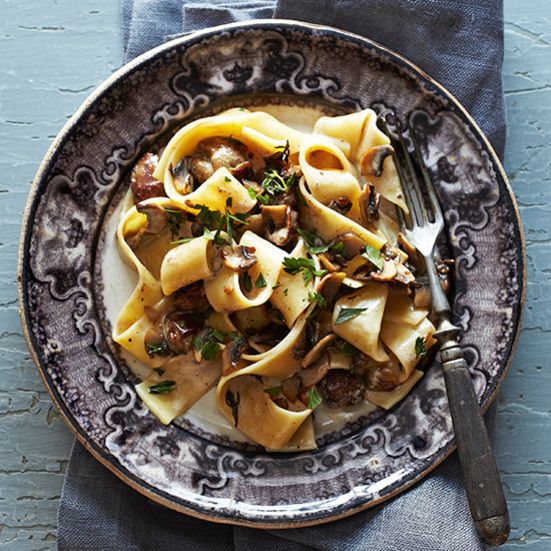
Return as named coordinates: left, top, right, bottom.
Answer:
left=58, top=1, right=505, bottom=549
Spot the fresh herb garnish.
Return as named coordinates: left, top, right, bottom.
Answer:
left=146, top=341, right=170, bottom=357
left=415, top=336, right=427, bottom=358
left=225, top=390, right=240, bottom=426
left=171, top=236, right=194, bottom=245
left=148, top=380, right=176, bottom=395
left=224, top=176, right=231, bottom=182
left=339, top=341, right=358, bottom=357
left=153, top=367, right=165, bottom=376
left=363, top=244, right=384, bottom=271
left=194, top=202, right=249, bottom=246
left=308, top=291, right=327, bottom=310
left=192, top=328, right=225, bottom=361
left=164, top=208, right=183, bottom=238
left=282, top=257, right=327, bottom=286
left=297, top=228, right=343, bottom=255
left=243, top=271, right=253, bottom=292
left=255, top=272, right=267, bottom=288
left=307, top=386, right=322, bottom=409
left=264, top=386, right=282, bottom=397
left=335, top=307, right=367, bottom=325
left=261, top=168, right=296, bottom=196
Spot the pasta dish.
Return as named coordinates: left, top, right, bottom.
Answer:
left=113, top=108, right=448, bottom=451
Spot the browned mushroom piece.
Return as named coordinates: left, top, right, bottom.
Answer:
left=301, top=334, right=336, bottom=368
left=318, top=369, right=365, bottom=407
left=359, top=144, right=394, bottom=178
left=162, top=311, right=202, bottom=354
left=222, top=245, right=258, bottom=272
left=394, top=262, right=415, bottom=285
left=230, top=160, right=254, bottom=181
left=339, top=233, right=366, bottom=260
left=170, top=159, right=194, bottom=194
left=187, top=137, right=250, bottom=185
left=412, top=284, right=432, bottom=309
left=398, top=232, right=424, bottom=274
left=369, top=259, right=398, bottom=281
left=130, top=152, right=165, bottom=204
left=222, top=334, right=248, bottom=376
left=261, top=204, right=297, bottom=246
left=364, top=365, right=402, bottom=391
left=300, top=354, right=332, bottom=388
left=327, top=196, right=353, bottom=215
left=136, top=202, right=168, bottom=235
left=436, top=259, right=453, bottom=294
left=359, top=184, right=381, bottom=224
left=173, top=281, right=210, bottom=313
left=318, top=272, right=346, bottom=304
left=281, top=375, right=301, bottom=403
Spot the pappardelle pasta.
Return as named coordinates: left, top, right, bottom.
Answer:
left=113, top=108, right=450, bottom=451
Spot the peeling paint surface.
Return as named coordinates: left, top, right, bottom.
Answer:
left=0, top=0, right=549, bottom=548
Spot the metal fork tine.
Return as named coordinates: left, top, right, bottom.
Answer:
left=407, top=120, right=444, bottom=227
left=378, top=117, right=419, bottom=229
left=395, top=126, right=429, bottom=226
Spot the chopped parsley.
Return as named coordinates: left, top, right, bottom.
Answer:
left=247, top=186, right=269, bottom=204
left=338, top=341, right=358, bottom=357
left=307, top=386, right=322, bottom=410
left=264, top=386, right=282, bottom=397
left=363, top=244, right=384, bottom=270
left=148, top=380, right=176, bottom=395
left=146, top=341, right=170, bottom=357
left=255, top=272, right=267, bottom=288
left=307, top=291, right=327, bottom=310
left=194, top=202, right=249, bottom=246
left=243, top=271, right=253, bottom=292
left=334, top=307, right=367, bottom=325
left=261, top=168, right=296, bottom=196
left=192, top=328, right=225, bottom=361
left=171, top=236, right=194, bottom=245
left=164, top=208, right=184, bottom=238
left=282, top=257, right=327, bottom=286
left=415, top=336, right=427, bottom=358
left=225, top=390, right=240, bottom=426
left=297, top=228, right=344, bottom=255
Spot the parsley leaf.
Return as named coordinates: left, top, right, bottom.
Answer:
left=335, top=307, right=367, bottom=325
left=148, top=380, right=176, bottom=395
left=297, top=228, right=344, bottom=255
left=171, top=236, right=194, bottom=245
left=264, top=386, right=282, bottom=397
left=282, top=257, right=327, bottom=286
left=146, top=342, right=170, bottom=357
left=255, top=272, right=267, bottom=288
left=415, top=336, right=427, bottom=358
left=261, top=168, right=296, bottom=196
left=363, top=244, right=384, bottom=270
left=193, top=328, right=225, bottom=361
left=307, top=386, right=322, bottom=409
left=164, top=208, right=183, bottom=238
left=308, top=291, right=327, bottom=310
left=243, top=271, right=253, bottom=292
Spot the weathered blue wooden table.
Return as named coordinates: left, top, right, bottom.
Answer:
left=1, top=1, right=549, bottom=548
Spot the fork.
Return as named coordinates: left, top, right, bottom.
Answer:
left=381, top=117, right=510, bottom=547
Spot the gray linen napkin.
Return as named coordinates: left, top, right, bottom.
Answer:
left=59, top=1, right=505, bottom=549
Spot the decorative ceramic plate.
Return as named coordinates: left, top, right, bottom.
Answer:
left=18, top=20, right=525, bottom=527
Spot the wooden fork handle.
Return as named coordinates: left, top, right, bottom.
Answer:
left=440, top=341, right=510, bottom=546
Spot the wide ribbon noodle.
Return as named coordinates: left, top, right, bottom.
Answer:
left=113, top=107, right=441, bottom=450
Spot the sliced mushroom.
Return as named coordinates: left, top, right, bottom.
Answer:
left=398, top=233, right=424, bottom=274
left=230, top=160, right=254, bottom=181
left=222, top=245, right=258, bottom=272
left=369, top=259, right=398, bottom=281
left=359, top=144, right=394, bottom=177
left=340, top=233, right=366, bottom=260
left=300, top=354, right=331, bottom=388
left=359, top=184, right=380, bottom=224
left=412, top=284, right=432, bottom=309
left=281, top=375, right=301, bottom=403
left=136, top=202, right=167, bottom=235
left=170, top=159, right=194, bottom=194
left=301, top=334, right=336, bottom=368
left=261, top=204, right=297, bottom=246
left=130, top=152, right=164, bottom=204
left=222, top=334, right=248, bottom=376
left=395, top=262, right=415, bottom=285
left=187, top=137, right=250, bottom=185
left=318, top=369, right=364, bottom=407
left=162, top=311, right=201, bottom=354
left=318, top=272, right=346, bottom=304
left=173, top=281, right=210, bottom=313
left=327, top=196, right=352, bottom=215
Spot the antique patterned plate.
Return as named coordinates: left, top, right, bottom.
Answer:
left=18, top=20, right=525, bottom=527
